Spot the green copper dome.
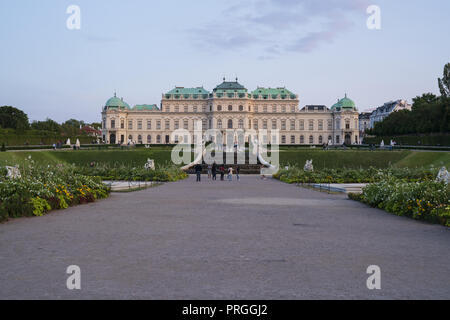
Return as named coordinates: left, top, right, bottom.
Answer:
left=133, top=104, right=160, bottom=111
left=331, top=94, right=357, bottom=111
left=105, top=94, right=130, bottom=110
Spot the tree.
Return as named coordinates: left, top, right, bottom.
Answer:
left=438, top=63, right=450, bottom=98
left=0, top=106, right=29, bottom=131
left=31, top=118, right=61, bottom=132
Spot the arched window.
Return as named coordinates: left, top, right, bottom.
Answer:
left=319, top=136, right=323, bottom=144
left=309, top=135, right=314, bottom=144
left=300, top=135, right=304, bottom=144
left=238, top=119, right=244, bottom=129
left=239, top=105, right=244, bottom=111
left=156, top=135, right=161, bottom=144
left=217, top=105, right=222, bottom=111
left=228, top=119, right=233, bottom=129
left=147, top=135, right=152, bottom=143
left=138, top=135, right=142, bottom=144
left=228, top=105, right=233, bottom=111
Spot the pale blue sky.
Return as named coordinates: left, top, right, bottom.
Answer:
left=0, top=0, right=449, bottom=122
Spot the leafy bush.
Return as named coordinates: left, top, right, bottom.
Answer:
left=274, top=165, right=436, bottom=184
left=0, top=158, right=110, bottom=222
left=351, top=178, right=450, bottom=226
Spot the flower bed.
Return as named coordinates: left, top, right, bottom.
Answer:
left=348, top=179, right=450, bottom=226
left=0, top=161, right=109, bottom=222
left=274, top=166, right=436, bottom=184
left=74, top=163, right=188, bottom=182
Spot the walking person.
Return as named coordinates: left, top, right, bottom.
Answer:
left=236, top=166, right=240, bottom=181
left=195, top=163, right=202, bottom=182
left=220, top=165, right=225, bottom=181
left=212, top=162, right=217, bottom=181
left=207, top=164, right=212, bottom=180
left=227, top=166, right=233, bottom=181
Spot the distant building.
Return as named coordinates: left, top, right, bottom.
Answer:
left=369, top=99, right=411, bottom=129
left=358, top=112, right=372, bottom=142
left=101, top=79, right=360, bottom=145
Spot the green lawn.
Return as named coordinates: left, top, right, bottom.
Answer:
left=0, top=148, right=448, bottom=169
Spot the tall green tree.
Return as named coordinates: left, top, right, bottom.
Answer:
left=0, top=106, right=29, bottom=131
left=438, top=63, right=450, bottom=98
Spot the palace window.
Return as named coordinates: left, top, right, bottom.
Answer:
left=263, top=105, right=268, bottom=113
left=271, top=135, right=277, bottom=144
left=193, top=106, right=198, bottom=113
left=319, top=136, right=323, bottom=144
left=128, top=120, right=133, bottom=130
left=184, top=106, right=188, bottom=112
left=217, top=105, right=222, bottom=111
left=202, top=119, right=207, bottom=130
left=263, top=135, right=268, bottom=144
left=318, top=120, right=323, bottom=131
left=253, top=120, right=258, bottom=130
left=165, top=120, right=170, bottom=130
left=345, top=120, right=350, bottom=129
left=121, top=119, right=124, bottom=129
left=263, top=120, right=268, bottom=129
left=291, top=106, right=296, bottom=113
left=103, top=118, right=106, bottom=129
left=165, top=106, right=170, bottom=112
left=217, top=119, right=222, bottom=129
left=282, top=106, right=286, bottom=113
left=174, top=135, right=179, bottom=143
left=147, top=135, right=152, bottom=143
left=184, top=120, right=189, bottom=130
left=202, top=105, right=206, bottom=112
left=300, top=135, right=304, bottom=144
left=254, top=106, right=258, bottom=113
left=156, top=120, right=161, bottom=130
left=336, top=120, right=340, bottom=130
left=175, top=106, right=179, bottom=112
left=272, top=106, right=277, bottom=113
left=239, top=105, right=244, bottom=111
left=228, top=119, right=233, bottom=129
left=309, top=135, right=314, bottom=144
left=248, top=119, right=251, bottom=128
left=174, top=120, right=179, bottom=129
left=291, top=135, right=295, bottom=144
left=308, top=120, right=314, bottom=131
left=209, top=119, right=212, bottom=128
left=228, top=105, right=233, bottom=111
left=336, top=135, right=340, bottom=144
left=328, top=135, right=332, bottom=143
left=290, top=119, right=295, bottom=130
left=272, top=120, right=277, bottom=129
left=281, top=135, right=286, bottom=144
left=138, top=135, right=142, bottom=144
left=110, top=119, right=115, bottom=129
left=238, top=119, right=244, bottom=129
left=281, top=120, right=286, bottom=130
left=137, top=120, right=142, bottom=130
left=147, top=120, right=151, bottom=130
left=157, top=135, right=161, bottom=143
left=299, top=120, right=304, bottom=130
left=327, top=120, right=332, bottom=130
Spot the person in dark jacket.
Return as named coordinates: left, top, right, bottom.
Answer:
left=219, top=165, right=225, bottom=181
left=194, top=163, right=202, bottom=182
left=212, top=162, right=217, bottom=181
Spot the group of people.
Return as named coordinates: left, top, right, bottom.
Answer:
left=194, top=163, right=240, bottom=182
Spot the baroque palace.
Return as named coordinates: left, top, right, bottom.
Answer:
left=101, top=79, right=360, bottom=146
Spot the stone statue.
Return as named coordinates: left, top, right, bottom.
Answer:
left=144, top=158, right=155, bottom=170
left=304, top=159, right=314, bottom=172
left=436, top=167, right=450, bottom=184
left=6, top=165, right=21, bottom=179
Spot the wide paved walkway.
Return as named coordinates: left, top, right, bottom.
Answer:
left=0, top=175, right=449, bottom=299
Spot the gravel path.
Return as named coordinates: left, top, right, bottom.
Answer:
left=0, top=175, right=449, bottom=299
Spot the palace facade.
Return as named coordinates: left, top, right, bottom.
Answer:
left=101, top=79, right=360, bottom=145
